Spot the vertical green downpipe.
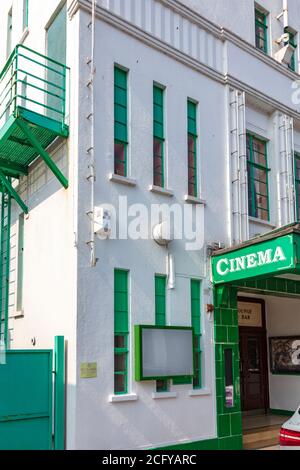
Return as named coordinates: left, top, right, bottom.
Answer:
left=0, top=192, right=11, bottom=349
left=16, top=213, right=24, bottom=312
left=4, top=193, right=11, bottom=349
left=54, top=335, right=65, bottom=450
left=0, top=194, right=4, bottom=345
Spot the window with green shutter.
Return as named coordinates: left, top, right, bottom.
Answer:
left=6, top=7, right=12, bottom=59
left=153, top=85, right=165, bottom=188
left=247, top=132, right=270, bottom=221
left=173, top=280, right=202, bottom=387
left=114, top=66, right=128, bottom=177
left=187, top=100, right=198, bottom=197
left=155, top=275, right=169, bottom=392
left=23, top=0, right=29, bottom=30
left=114, top=269, right=129, bottom=395
left=285, top=28, right=297, bottom=72
left=295, top=153, right=300, bottom=221
left=255, top=8, right=268, bottom=54
left=191, top=279, right=202, bottom=389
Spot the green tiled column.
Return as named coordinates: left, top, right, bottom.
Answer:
left=214, top=286, right=243, bottom=450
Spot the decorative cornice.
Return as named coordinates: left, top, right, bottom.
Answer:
left=68, top=0, right=300, bottom=122
left=68, top=0, right=225, bottom=84
left=226, top=74, right=300, bottom=122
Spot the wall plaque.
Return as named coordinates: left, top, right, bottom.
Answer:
left=238, top=301, right=262, bottom=327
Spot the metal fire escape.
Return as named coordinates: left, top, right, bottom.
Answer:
left=0, top=45, right=69, bottom=346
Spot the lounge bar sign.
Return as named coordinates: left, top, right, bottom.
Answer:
left=212, top=235, right=295, bottom=284
left=238, top=301, right=262, bottom=327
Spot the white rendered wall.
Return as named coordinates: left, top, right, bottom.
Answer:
left=73, top=11, right=230, bottom=449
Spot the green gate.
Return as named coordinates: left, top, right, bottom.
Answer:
left=0, top=336, right=65, bottom=450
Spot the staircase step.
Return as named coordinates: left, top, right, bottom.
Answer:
left=243, top=425, right=280, bottom=450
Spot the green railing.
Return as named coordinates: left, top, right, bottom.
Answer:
left=0, top=44, right=69, bottom=130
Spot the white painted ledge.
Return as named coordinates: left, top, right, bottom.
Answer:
left=9, top=310, right=24, bottom=319
left=248, top=216, right=275, bottom=229
left=149, top=185, right=174, bottom=197
left=108, top=173, right=137, bottom=187
left=189, top=388, right=211, bottom=397
left=152, top=391, right=178, bottom=399
left=184, top=195, right=206, bottom=205
left=109, top=393, right=138, bottom=403
left=19, top=28, right=29, bottom=44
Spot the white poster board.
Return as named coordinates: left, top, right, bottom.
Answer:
left=141, top=328, right=194, bottom=378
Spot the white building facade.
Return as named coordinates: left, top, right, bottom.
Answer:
left=1, top=0, right=300, bottom=450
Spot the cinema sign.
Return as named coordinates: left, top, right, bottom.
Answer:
left=212, top=234, right=296, bottom=284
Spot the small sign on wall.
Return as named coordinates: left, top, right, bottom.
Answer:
left=238, top=301, right=262, bottom=328
left=80, top=362, right=97, bottom=379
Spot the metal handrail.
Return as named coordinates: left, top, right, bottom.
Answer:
left=0, top=44, right=69, bottom=128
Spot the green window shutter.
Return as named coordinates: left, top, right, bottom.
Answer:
left=153, top=85, right=165, bottom=187
left=255, top=8, right=268, bottom=54
left=114, top=269, right=129, bottom=395
left=187, top=100, right=197, bottom=137
left=294, top=153, right=300, bottom=221
left=285, top=28, right=297, bottom=71
left=187, top=99, right=198, bottom=197
left=191, top=279, right=201, bottom=335
left=155, top=275, right=169, bottom=392
left=6, top=8, right=12, bottom=59
left=46, top=4, right=67, bottom=120
left=191, top=279, right=202, bottom=389
left=23, top=0, right=29, bottom=30
left=174, top=279, right=201, bottom=387
left=114, top=269, right=129, bottom=334
left=246, top=132, right=270, bottom=221
left=114, top=66, right=128, bottom=143
left=153, top=85, right=164, bottom=140
left=155, top=275, right=166, bottom=326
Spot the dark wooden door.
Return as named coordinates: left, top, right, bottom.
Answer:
left=239, top=328, right=269, bottom=411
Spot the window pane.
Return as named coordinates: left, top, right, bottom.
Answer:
left=114, top=142, right=126, bottom=176
left=257, top=206, right=269, bottom=221
left=156, top=380, right=168, bottom=392
left=153, top=138, right=164, bottom=187
left=115, top=353, right=126, bottom=373
left=253, top=167, right=267, bottom=182
left=114, top=374, right=126, bottom=394
left=295, top=158, right=300, bottom=180
left=115, top=335, right=126, bottom=348
left=252, top=140, right=267, bottom=166
left=188, top=135, right=197, bottom=196
left=254, top=180, right=267, bottom=197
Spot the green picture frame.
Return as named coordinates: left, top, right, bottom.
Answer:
left=135, top=325, right=195, bottom=381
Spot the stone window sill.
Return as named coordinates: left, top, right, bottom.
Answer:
left=108, top=173, right=137, bottom=187
left=9, top=310, right=24, bottom=319
left=248, top=216, right=275, bottom=229
left=188, top=388, right=211, bottom=397
left=19, top=27, right=29, bottom=44
left=184, top=195, right=206, bottom=205
left=109, top=393, right=138, bottom=403
left=152, top=391, right=177, bottom=399
left=149, top=185, right=174, bottom=197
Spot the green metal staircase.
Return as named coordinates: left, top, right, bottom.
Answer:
left=0, top=44, right=69, bottom=213
left=0, top=45, right=69, bottom=346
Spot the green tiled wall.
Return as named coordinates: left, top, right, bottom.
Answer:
left=214, top=286, right=243, bottom=450
left=236, top=277, right=300, bottom=296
